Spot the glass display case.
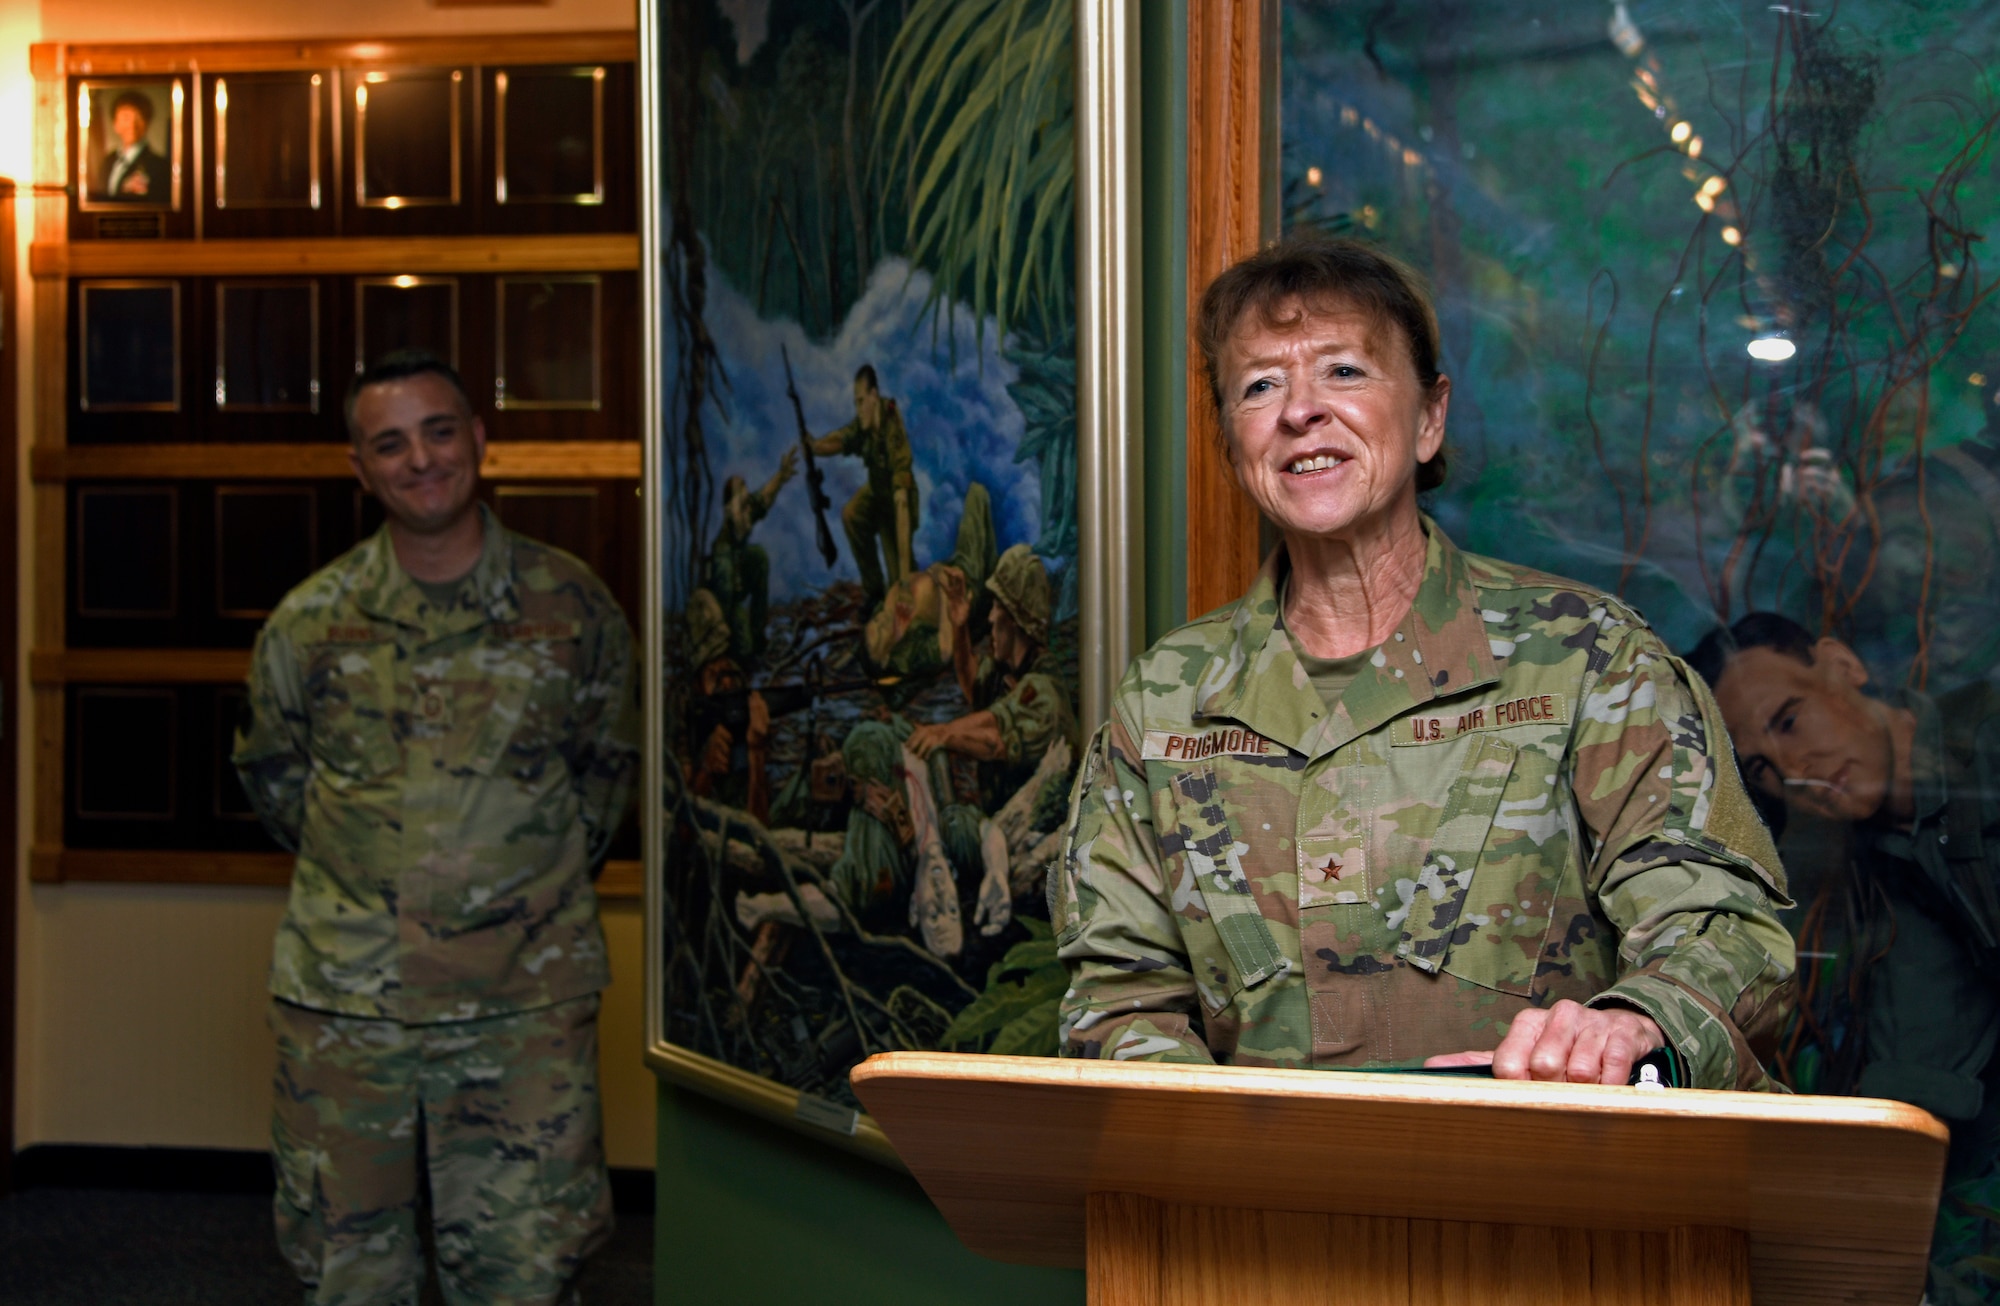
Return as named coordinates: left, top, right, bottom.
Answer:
left=496, top=66, right=604, bottom=206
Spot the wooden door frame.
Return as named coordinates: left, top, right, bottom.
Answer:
left=0, top=175, right=20, bottom=1195
left=1185, top=0, right=1278, bottom=619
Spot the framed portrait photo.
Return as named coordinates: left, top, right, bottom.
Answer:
left=77, top=78, right=184, bottom=211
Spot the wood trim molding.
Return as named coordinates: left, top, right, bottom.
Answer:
left=32, top=441, right=640, bottom=481
left=35, top=32, right=637, bottom=79
left=33, top=235, right=640, bottom=279
left=32, top=648, right=250, bottom=686
left=1185, top=0, right=1275, bottom=619
left=31, top=846, right=642, bottom=899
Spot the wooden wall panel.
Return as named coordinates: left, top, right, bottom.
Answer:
left=26, top=35, right=643, bottom=894
left=1185, top=0, right=1275, bottom=618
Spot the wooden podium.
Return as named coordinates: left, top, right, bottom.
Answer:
left=850, top=1053, right=1948, bottom=1305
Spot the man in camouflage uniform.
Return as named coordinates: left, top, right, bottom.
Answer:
left=811, top=363, right=918, bottom=603
left=1694, top=613, right=2000, bottom=1303
left=234, top=351, right=639, bottom=1306
left=1052, top=523, right=1796, bottom=1088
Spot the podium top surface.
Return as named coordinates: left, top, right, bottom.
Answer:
left=850, top=1052, right=1949, bottom=1305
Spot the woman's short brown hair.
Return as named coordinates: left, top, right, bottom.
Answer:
left=1195, top=235, right=1448, bottom=493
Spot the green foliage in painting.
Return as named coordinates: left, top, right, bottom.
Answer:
left=877, top=0, right=1075, bottom=346
left=941, top=916, right=1066, bottom=1056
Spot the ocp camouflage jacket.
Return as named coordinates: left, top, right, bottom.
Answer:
left=1051, top=522, right=1796, bottom=1090
left=234, top=506, right=640, bottom=1024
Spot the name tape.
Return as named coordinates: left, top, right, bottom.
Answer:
left=1142, top=726, right=1282, bottom=762
left=1391, top=692, right=1569, bottom=746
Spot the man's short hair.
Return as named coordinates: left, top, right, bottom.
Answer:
left=1686, top=611, right=1819, bottom=690
left=109, top=90, right=154, bottom=128
left=345, top=349, right=474, bottom=441
left=853, top=364, right=879, bottom=393
left=1194, top=234, right=1448, bottom=492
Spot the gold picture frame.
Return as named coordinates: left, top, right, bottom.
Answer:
left=215, top=72, right=324, bottom=211
left=355, top=275, right=461, bottom=373
left=77, top=280, right=181, bottom=413
left=215, top=280, right=320, bottom=413
left=355, top=69, right=464, bottom=210
left=74, top=485, right=180, bottom=619
left=77, top=78, right=185, bottom=211
left=495, top=66, right=607, bottom=206
left=213, top=484, right=319, bottom=619
left=494, top=274, right=602, bottom=411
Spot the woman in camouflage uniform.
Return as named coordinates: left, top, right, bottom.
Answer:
left=1050, top=237, right=1796, bottom=1089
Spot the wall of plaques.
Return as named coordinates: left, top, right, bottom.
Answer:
left=66, top=272, right=637, bottom=443
left=32, top=33, right=642, bottom=886
left=68, top=63, right=635, bottom=242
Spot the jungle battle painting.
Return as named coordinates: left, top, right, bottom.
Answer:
left=656, top=0, right=1080, bottom=1115
left=1279, top=2, right=1999, bottom=1297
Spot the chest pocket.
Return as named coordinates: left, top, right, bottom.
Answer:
left=1166, top=764, right=1288, bottom=1009
left=1396, top=734, right=1553, bottom=996
left=458, top=632, right=581, bottom=778
left=305, top=640, right=401, bottom=780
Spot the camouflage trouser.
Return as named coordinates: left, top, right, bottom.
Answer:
left=269, top=995, right=612, bottom=1306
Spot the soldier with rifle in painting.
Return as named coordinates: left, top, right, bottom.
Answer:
left=805, top=361, right=919, bottom=604
left=783, top=343, right=842, bottom=574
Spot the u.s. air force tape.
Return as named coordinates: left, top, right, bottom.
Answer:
left=1141, top=725, right=1282, bottom=761
left=1391, top=692, right=1568, bottom=746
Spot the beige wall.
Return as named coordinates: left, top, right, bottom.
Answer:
left=9, top=0, right=655, bottom=1171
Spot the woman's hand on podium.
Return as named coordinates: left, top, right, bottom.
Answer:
left=1421, top=1000, right=1667, bottom=1085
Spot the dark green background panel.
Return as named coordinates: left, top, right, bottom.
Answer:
left=652, top=1085, right=1084, bottom=1305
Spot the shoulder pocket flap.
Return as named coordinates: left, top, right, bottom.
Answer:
left=1400, top=734, right=1517, bottom=974
left=304, top=641, right=399, bottom=779
left=1171, top=765, right=1287, bottom=988
left=1663, top=653, right=1787, bottom=900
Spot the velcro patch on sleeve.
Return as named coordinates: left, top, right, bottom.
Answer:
left=1141, top=725, right=1282, bottom=762
left=1392, top=692, right=1569, bottom=746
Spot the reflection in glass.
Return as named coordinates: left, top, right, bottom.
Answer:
left=216, top=74, right=320, bottom=209
left=74, top=689, right=176, bottom=820
left=76, top=485, right=177, bottom=617
left=1277, top=14, right=2000, bottom=1248
left=215, top=486, right=317, bottom=618
left=497, top=67, right=605, bottom=204
left=1279, top=2, right=2000, bottom=672
left=496, top=276, right=601, bottom=409
left=495, top=486, right=600, bottom=571
left=356, top=70, right=462, bottom=208
left=79, top=281, right=179, bottom=411
left=217, top=281, right=318, bottom=411
left=356, top=276, right=458, bottom=372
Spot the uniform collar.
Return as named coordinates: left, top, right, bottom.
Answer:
left=1196, top=516, right=1501, bottom=759
left=350, top=502, right=520, bottom=636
